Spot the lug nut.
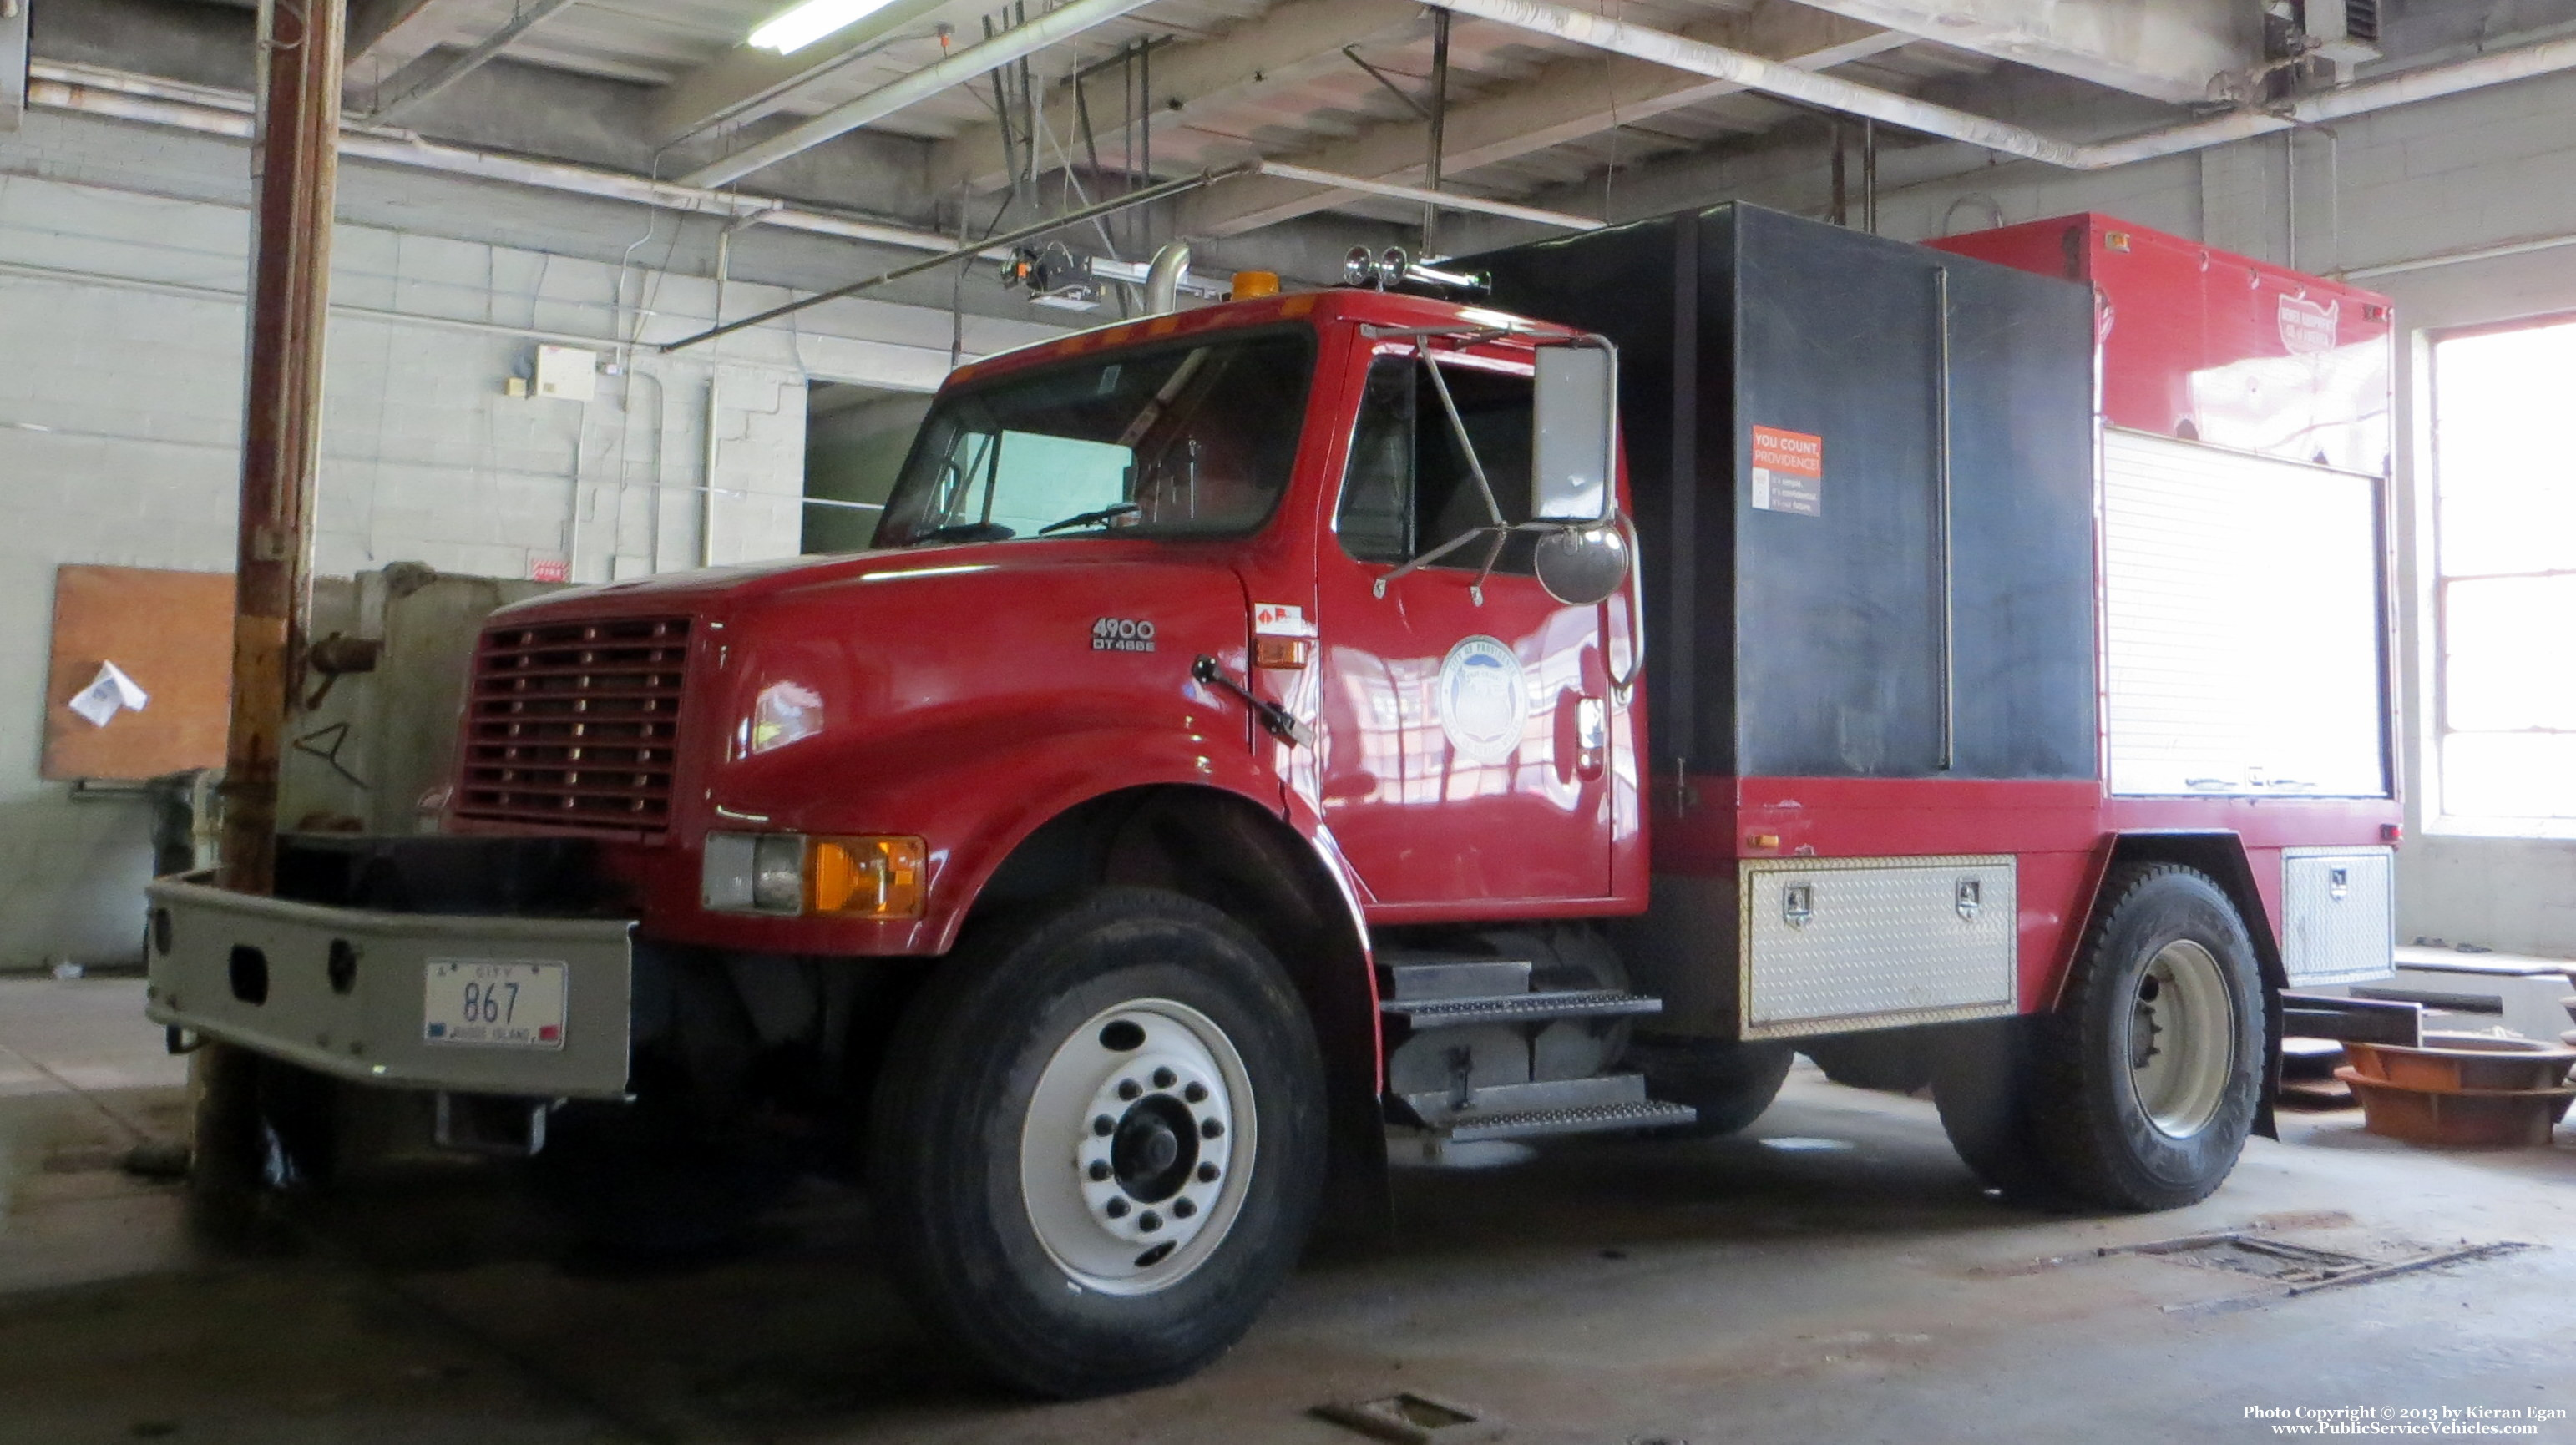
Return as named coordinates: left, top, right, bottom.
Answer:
left=1199, top=1118, right=1223, bottom=1139
left=1105, top=1198, right=1129, bottom=1219
left=1183, top=1082, right=1207, bottom=1104
left=1092, top=1114, right=1115, bottom=1137
left=1088, top=1160, right=1111, bottom=1182
left=1172, top=1197, right=1197, bottom=1219
left=1117, top=1079, right=1142, bottom=1101
left=1196, top=1162, right=1219, bottom=1183
left=1151, top=1067, right=1177, bottom=1089
left=1138, top=1211, right=1161, bottom=1233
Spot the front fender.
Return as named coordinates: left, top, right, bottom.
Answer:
left=641, top=718, right=1293, bottom=954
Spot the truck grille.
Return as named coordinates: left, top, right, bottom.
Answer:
left=457, top=617, right=691, bottom=831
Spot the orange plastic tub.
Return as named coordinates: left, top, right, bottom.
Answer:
left=2336, top=1068, right=2576, bottom=1148
left=2342, top=1033, right=2576, bottom=1093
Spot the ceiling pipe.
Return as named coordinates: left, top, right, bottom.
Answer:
left=1257, top=160, right=1604, bottom=232
left=1419, top=0, right=2576, bottom=171
left=28, top=63, right=999, bottom=261
left=679, top=0, right=1166, bottom=190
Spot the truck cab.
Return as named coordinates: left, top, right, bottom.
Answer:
left=146, top=205, right=2402, bottom=1400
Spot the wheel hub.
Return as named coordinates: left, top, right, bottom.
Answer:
left=2125, top=940, right=2235, bottom=1139
left=1020, top=1000, right=1252, bottom=1296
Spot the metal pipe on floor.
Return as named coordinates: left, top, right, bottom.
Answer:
left=219, top=0, right=346, bottom=896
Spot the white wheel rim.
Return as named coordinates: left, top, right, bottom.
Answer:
left=2125, top=940, right=2235, bottom=1139
left=1019, top=998, right=1255, bottom=1296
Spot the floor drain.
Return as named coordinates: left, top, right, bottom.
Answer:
left=2104, top=1232, right=2533, bottom=1315
left=1313, top=1392, right=1494, bottom=1444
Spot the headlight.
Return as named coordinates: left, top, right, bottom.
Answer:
left=701, top=831, right=927, bottom=918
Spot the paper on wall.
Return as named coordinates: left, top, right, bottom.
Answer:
left=68, top=661, right=149, bottom=728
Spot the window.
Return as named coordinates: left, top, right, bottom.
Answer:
left=874, top=330, right=1313, bottom=548
left=1336, top=355, right=1536, bottom=573
left=2429, top=316, right=2576, bottom=832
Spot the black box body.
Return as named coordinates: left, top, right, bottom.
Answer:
left=1471, top=204, right=2098, bottom=781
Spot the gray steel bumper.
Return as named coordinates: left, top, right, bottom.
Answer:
left=144, top=875, right=634, bottom=1099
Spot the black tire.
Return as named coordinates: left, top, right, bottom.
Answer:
left=1631, top=1037, right=1794, bottom=1138
left=531, top=1084, right=800, bottom=1261
left=2029, top=864, right=2264, bottom=1210
left=868, top=887, right=1327, bottom=1398
left=1930, top=1018, right=2063, bottom=1202
left=1802, top=1033, right=1935, bottom=1094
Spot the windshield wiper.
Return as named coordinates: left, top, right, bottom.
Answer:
left=1037, top=502, right=1140, bottom=535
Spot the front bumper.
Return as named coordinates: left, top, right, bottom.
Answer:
left=145, top=875, right=635, bottom=1099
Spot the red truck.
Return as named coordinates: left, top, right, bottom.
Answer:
left=148, top=205, right=2401, bottom=1397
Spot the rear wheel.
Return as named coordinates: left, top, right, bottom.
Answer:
left=1631, top=1038, right=1794, bottom=1138
left=868, top=888, right=1325, bottom=1397
left=2031, top=864, right=2263, bottom=1210
left=1802, top=1033, right=1935, bottom=1094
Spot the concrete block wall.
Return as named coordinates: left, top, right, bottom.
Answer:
left=0, top=111, right=1062, bottom=969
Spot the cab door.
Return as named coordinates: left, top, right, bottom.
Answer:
left=1312, top=342, right=1620, bottom=912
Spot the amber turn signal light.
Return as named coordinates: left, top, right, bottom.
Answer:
left=808, top=836, right=928, bottom=918
left=1231, top=270, right=1280, bottom=299
left=1253, top=636, right=1311, bottom=669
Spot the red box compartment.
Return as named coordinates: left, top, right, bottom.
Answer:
left=1929, top=214, right=2394, bottom=477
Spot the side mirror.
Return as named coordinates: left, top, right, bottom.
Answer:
left=1531, top=342, right=1616, bottom=523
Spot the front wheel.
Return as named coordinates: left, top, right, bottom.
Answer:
left=868, top=888, right=1326, bottom=1397
left=2030, top=864, right=2265, bottom=1210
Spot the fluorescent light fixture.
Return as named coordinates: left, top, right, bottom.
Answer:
left=749, top=0, right=898, bottom=53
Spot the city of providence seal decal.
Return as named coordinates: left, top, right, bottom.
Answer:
left=1436, top=635, right=1528, bottom=765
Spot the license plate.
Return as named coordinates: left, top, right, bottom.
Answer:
left=423, top=959, right=567, bottom=1049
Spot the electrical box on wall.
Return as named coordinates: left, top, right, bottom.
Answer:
left=534, top=345, right=597, bottom=402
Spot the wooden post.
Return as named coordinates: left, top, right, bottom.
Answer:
left=219, top=0, right=346, bottom=894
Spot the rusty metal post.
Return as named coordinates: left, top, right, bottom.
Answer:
left=218, top=0, right=346, bottom=893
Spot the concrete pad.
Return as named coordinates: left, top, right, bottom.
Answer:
left=0, top=979, right=2569, bottom=1443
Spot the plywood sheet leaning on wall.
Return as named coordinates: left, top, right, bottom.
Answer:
left=43, top=565, right=235, bottom=781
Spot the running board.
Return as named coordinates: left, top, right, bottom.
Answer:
left=1392, top=1072, right=1694, bottom=1141
left=1379, top=988, right=1665, bottom=1028
left=1440, top=1099, right=1699, bottom=1143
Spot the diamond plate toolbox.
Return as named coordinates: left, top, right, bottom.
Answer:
left=1739, top=855, right=2017, bottom=1039
left=2280, top=846, right=2395, bottom=986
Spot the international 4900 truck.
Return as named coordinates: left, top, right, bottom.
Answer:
left=148, top=204, right=2402, bottom=1397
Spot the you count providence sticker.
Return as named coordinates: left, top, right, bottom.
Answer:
left=1750, top=423, right=1824, bottom=516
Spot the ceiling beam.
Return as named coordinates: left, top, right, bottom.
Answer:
left=345, top=0, right=487, bottom=82
left=1783, top=0, right=2256, bottom=104
left=1172, top=3, right=1903, bottom=239
left=367, top=0, right=577, bottom=123
left=927, top=0, right=1428, bottom=196
left=650, top=0, right=955, bottom=144
left=680, top=0, right=1166, bottom=189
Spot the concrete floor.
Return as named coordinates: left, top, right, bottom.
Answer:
left=2, top=977, right=2572, bottom=1445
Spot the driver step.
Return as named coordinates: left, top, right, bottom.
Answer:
left=1380, top=988, right=1665, bottom=1028
left=1441, top=1099, right=1700, bottom=1144
left=1391, top=1072, right=1693, bottom=1140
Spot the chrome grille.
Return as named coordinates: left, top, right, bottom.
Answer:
left=457, top=616, right=691, bottom=831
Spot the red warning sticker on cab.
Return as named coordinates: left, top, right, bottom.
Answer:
left=1749, top=425, right=1824, bottom=516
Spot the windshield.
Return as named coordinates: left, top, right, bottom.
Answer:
left=873, top=329, right=1315, bottom=548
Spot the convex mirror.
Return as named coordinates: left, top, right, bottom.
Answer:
left=1533, top=520, right=1632, bottom=607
